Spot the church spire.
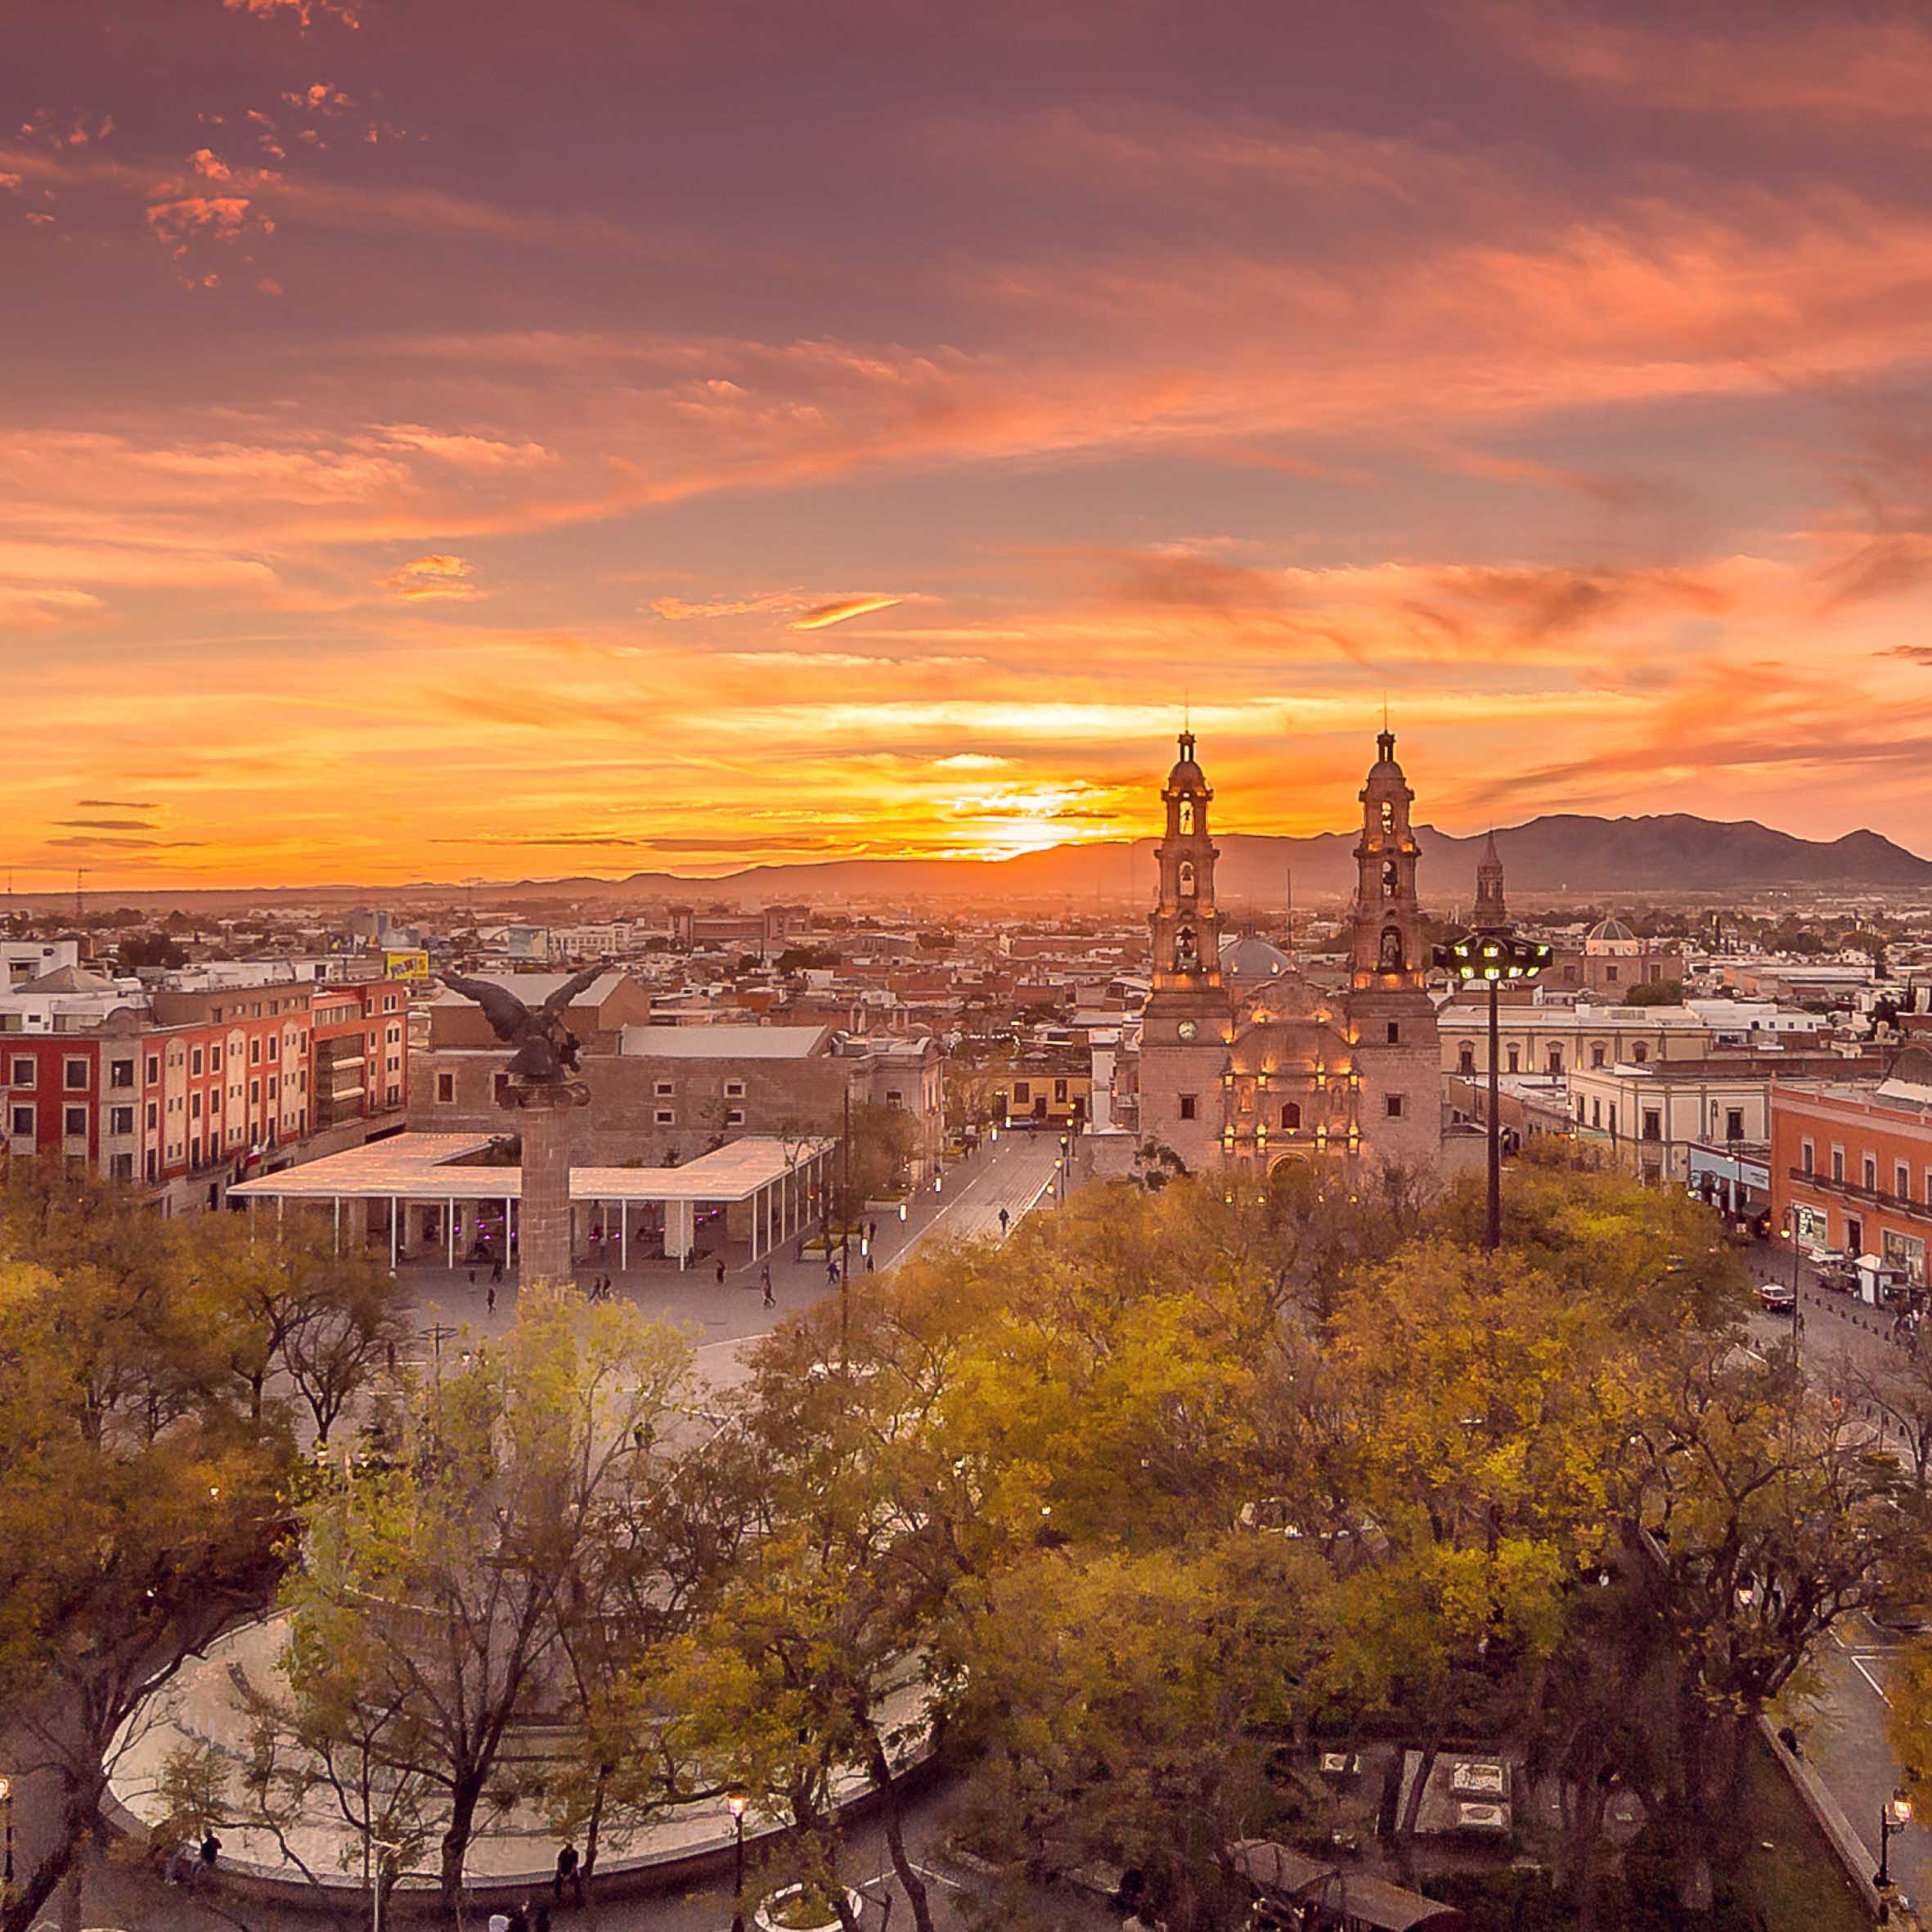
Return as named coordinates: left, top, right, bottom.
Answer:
left=1150, top=730, right=1221, bottom=990
left=1474, top=828, right=1507, bottom=927
left=1350, top=723, right=1425, bottom=991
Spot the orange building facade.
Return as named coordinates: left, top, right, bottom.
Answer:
left=1770, top=1064, right=1932, bottom=1286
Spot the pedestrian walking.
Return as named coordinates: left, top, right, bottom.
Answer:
left=866, top=1250, right=875, bottom=1273
left=827, top=1256, right=839, bottom=1287
left=487, top=1282, right=497, bottom=1315
left=492, top=1256, right=505, bottom=1284
left=868, top=1219, right=877, bottom=1247
left=716, top=1256, right=726, bottom=1286
left=198, top=1831, right=222, bottom=1885
left=761, top=1261, right=775, bottom=1306
left=469, top=1268, right=477, bottom=1287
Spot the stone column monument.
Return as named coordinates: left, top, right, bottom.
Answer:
left=438, top=964, right=601, bottom=1288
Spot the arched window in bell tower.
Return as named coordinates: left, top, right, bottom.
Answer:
left=1175, top=927, right=1200, bottom=971
left=1380, top=800, right=1394, bottom=833
left=1179, top=798, right=1195, bottom=835
left=1179, top=859, right=1196, bottom=896
left=1381, top=856, right=1398, bottom=896
left=1378, top=925, right=1404, bottom=972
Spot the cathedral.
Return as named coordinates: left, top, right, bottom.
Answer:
left=1132, top=727, right=1447, bottom=1179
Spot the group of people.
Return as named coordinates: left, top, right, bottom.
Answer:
left=483, top=1842, right=586, bottom=1930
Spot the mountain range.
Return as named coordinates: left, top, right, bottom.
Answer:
left=38, top=814, right=1932, bottom=915
left=536, top=813, right=1932, bottom=910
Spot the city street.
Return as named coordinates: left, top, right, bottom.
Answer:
left=1741, top=1243, right=1932, bottom=1916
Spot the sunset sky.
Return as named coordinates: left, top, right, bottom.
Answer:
left=11, top=0, right=1932, bottom=889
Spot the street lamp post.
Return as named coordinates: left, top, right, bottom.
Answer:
left=1058, top=1132, right=1070, bottom=1205
left=1877, top=1788, right=1911, bottom=1912
left=728, top=1792, right=748, bottom=1932
left=1434, top=929, right=1552, bottom=1251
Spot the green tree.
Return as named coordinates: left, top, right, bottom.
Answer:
left=267, top=1286, right=690, bottom=1912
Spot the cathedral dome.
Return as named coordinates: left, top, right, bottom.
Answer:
left=1585, top=916, right=1640, bottom=956
left=1166, top=729, right=1208, bottom=791
left=1220, top=934, right=1292, bottom=985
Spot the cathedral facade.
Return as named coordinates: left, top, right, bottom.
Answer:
left=1134, top=728, right=1446, bottom=1180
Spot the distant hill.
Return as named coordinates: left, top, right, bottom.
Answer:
left=34, top=814, right=1932, bottom=916
left=580, top=813, right=1932, bottom=907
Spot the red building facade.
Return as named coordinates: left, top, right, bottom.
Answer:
left=2, top=977, right=411, bottom=1213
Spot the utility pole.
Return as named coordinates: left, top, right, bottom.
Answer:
left=74, top=865, right=85, bottom=925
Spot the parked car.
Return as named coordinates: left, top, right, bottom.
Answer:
left=1758, top=1282, right=1797, bottom=1314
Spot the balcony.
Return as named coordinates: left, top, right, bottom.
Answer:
left=1787, top=1165, right=1932, bottom=1226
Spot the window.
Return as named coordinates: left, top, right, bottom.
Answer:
left=110, top=1059, right=133, bottom=1089
left=1831, top=1147, right=1845, bottom=1183
left=267, top=1036, right=277, bottom=1063
left=1725, top=1108, right=1745, bottom=1142
left=1458, top=1044, right=1476, bottom=1076
left=1592, top=1099, right=1602, bottom=1128
left=1386, top=1021, right=1401, bottom=1045
left=64, top=1057, right=88, bottom=1090
left=1179, top=1094, right=1197, bottom=1121
left=1591, top=1045, right=1606, bottom=1068
left=1506, top=1046, right=1520, bottom=1073
left=9, top=1105, right=32, bottom=1137
left=1864, top=1156, right=1879, bottom=1193
left=1609, top=1105, right=1619, bottom=1138
left=146, top=1054, right=159, bottom=1083
left=1054, top=1078, right=1068, bottom=1103
left=655, top=1080, right=675, bottom=1098
left=109, top=1107, right=134, bottom=1136
left=191, top=1092, right=202, bottom=1120
left=1013, top=1081, right=1031, bottom=1104
left=267, top=1076, right=278, bottom=1099
left=191, top=1049, right=203, bottom=1076
left=1631, top=1043, right=1647, bottom=1064
left=210, top=1045, right=222, bottom=1072
left=1801, top=1139, right=1814, bottom=1173
left=726, top=1108, right=746, bottom=1126
left=249, top=1080, right=260, bottom=1105
left=146, top=1101, right=157, bottom=1130
left=1548, top=1048, right=1563, bottom=1075
left=1385, top=1094, right=1405, bottom=1119
left=1898, top=1164, right=1912, bottom=1202
left=724, top=1079, right=746, bottom=1099
left=436, top=1072, right=456, bottom=1104
left=1642, top=1110, right=1661, bottom=1141
left=64, top=1105, right=86, bottom=1137
left=110, top=1152, right=133, bottom=1181
left=250, top=1037, right=261, bottom=1064
left=655, top=1108, right=676, bottom=1126
left=9, top=1056, right=31, bottom=1085
left=1281, top=1103, right=1301, bottom=1130
left=1606, top=964, right=1620, bottom=984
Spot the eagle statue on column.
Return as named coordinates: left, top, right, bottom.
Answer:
left=436, top=962, right=608, bottom=1083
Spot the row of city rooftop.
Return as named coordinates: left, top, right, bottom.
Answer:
left=3, top=729, right=1932, bottom=1283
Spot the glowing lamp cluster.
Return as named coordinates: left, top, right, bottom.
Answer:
left=1435, top=932, right=1553, bottom=984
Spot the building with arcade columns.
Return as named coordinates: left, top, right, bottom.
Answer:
left=1130, top=726, right=1449, bottom=1181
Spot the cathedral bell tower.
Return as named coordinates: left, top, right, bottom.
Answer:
left=1350, top=727, right=1427, bottom=991
left=1473, top=829, right=1507, bottom=928
left=1150, top=730, right=1223, bottom=995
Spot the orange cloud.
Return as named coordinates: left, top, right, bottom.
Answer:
left=789, top=595, right=904, bottom=630
left=379, top=554, right=482, bottom=601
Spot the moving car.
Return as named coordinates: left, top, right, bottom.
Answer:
left=1758, top=1281, right=1797, bottom=1314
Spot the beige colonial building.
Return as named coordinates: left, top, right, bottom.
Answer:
left=1132, top=727, right=1447, bottom=1181
left=1435, top=1000, right=1715, bottom=1084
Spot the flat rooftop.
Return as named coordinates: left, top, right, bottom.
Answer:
left=231, top=1131, right=833, bottom=1203
left=619, top=1023, right=829, bottom=1059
